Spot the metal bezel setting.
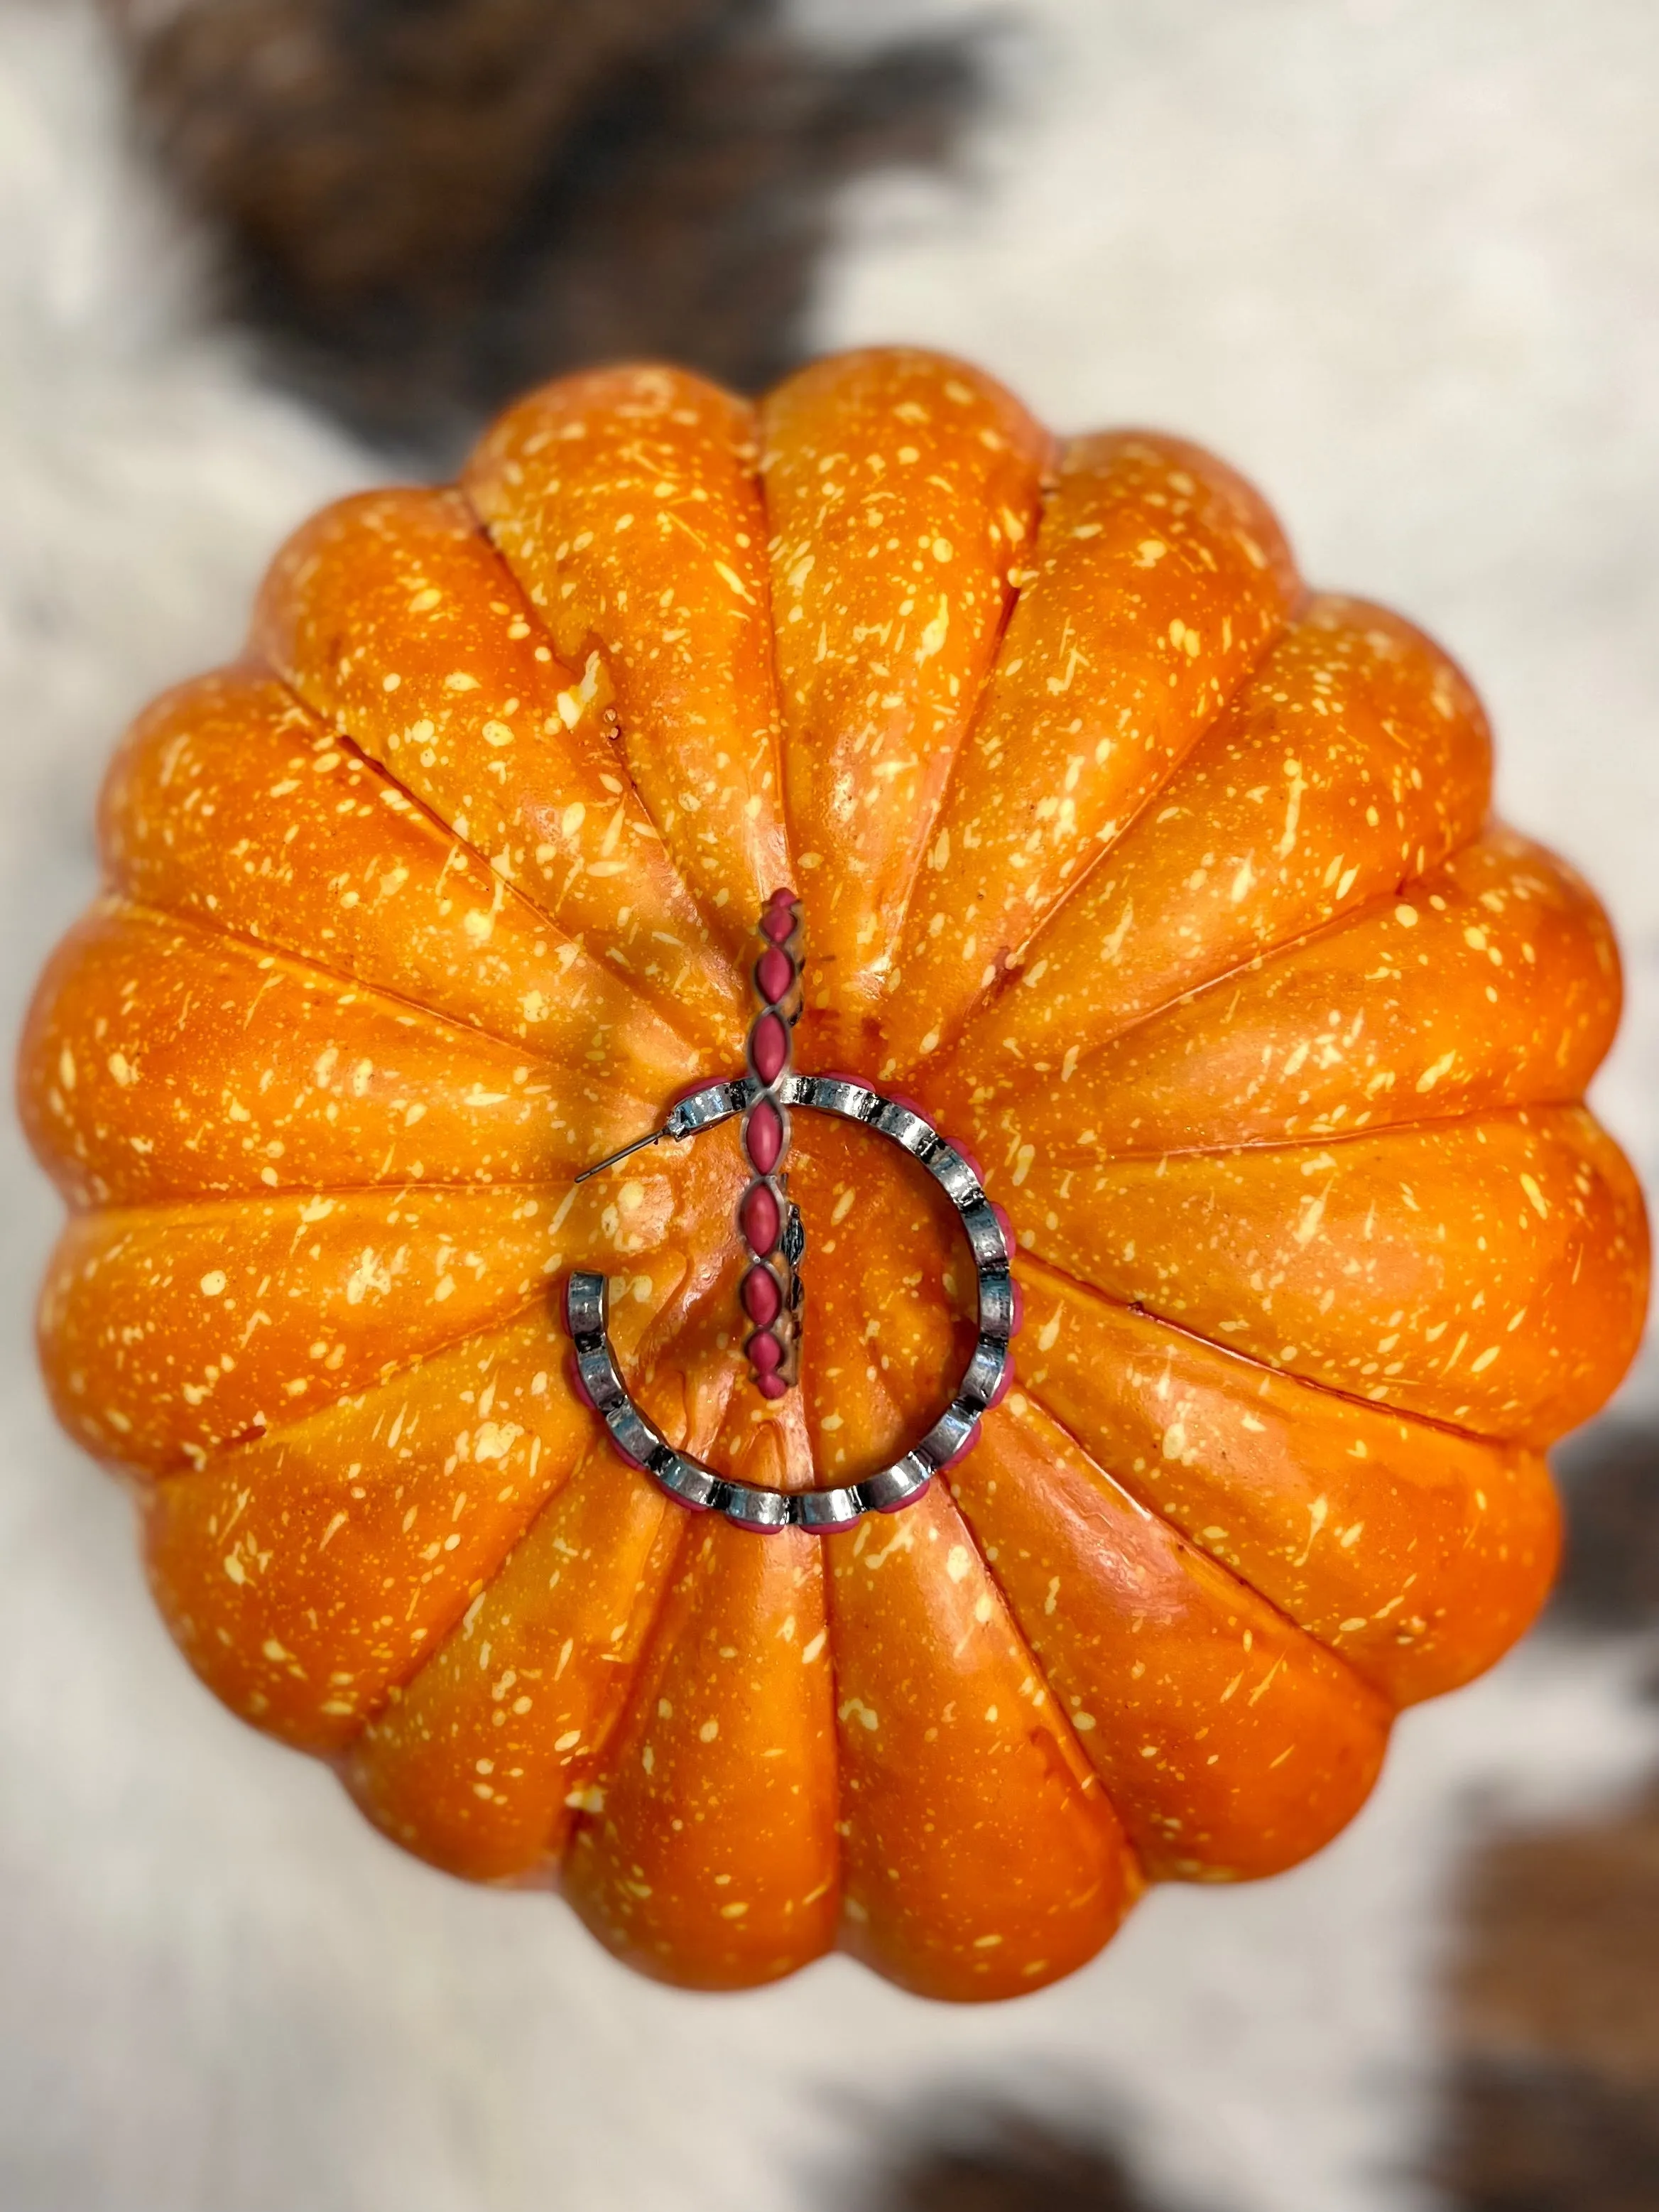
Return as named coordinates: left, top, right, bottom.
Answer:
left=564, top=1074, right=1016, bottom=1531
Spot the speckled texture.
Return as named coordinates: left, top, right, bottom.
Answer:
left=18, top=341, right=1646, bottom=2002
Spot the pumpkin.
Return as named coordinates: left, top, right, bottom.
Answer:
left=21, top=347, right=1647, bottom=2002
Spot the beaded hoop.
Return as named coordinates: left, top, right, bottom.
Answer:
left=563, top=1072, right=1020, bottom=1531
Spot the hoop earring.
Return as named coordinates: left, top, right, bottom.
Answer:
left=565, top=1071, right=1018, bottom=1531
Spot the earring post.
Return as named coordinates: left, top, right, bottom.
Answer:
left=574, top=1124, right=671, bottom=1183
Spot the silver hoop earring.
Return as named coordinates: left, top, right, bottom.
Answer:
left=564, top=895, right=1021, bottom=1531
left=565, top=1073, right=1017, bottom=1531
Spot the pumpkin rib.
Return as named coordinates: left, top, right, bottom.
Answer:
left=141, top=1302, right=621, bottom=1754
left=334, top=1291, right=751, bottom=1769
left=875, top=477, right=1052, bottom=1010
left=94, top=668, right=702, bottom=1086
left=779, top=1119, right=1136, bottom=1988
left=886, top=585, right=1298, bottom=1074
left=945, top=1392, right=1393, bottom=1882
left=986, top=1091, right=1607, bottom=1172
left=21, top=897, right=683, bottom=1209
left=87, top=1283, right=560, bottom=1483
left=344, top=1445, right=685, bottom=1880
left=38, top=1171, right=691, bottom=1479
left=933, top=592, right=1496, bottom=1085
left=1004, top=1333, right=1545, bottom=1706
left=1011, top=1105, right=1646, bottom=1447
left=109, top=1229, right=714, bottom=1487
left=258, top=666, right=724, bottom=1061
left=792, top=1212, right=1141, bottom=1990
left=1004, top=1241, right=1574, bottom=1459
left=779, top=1112, right=1149, bottom=1943
left=881, top=430, right=1303, bottom=1068
left=459, top=367, right=793, bottom=958
left=560, top=1503, right=843, bottom=1988
left=930, top=852, right=1479, bottom=1124
left=946, top=824, right=1620, bottom=1164
left=255, top=668, right=710, bottom=1061
left=437, top=532, right=783, bottom=990
left=820, top=1480, right=1135, bottom=1999
left=155, top=1265, right=738, bottom=1759
left=251, top=485, right=746, bottom=1047
left=760, top=348, right=1054, bottom=1034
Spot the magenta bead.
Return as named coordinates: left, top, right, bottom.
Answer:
left=756, top=1372, right=788, bottom=1401
left=741, top=1181, right=781, bottom=1254
left=741, top=1264, right=783, bottom=1327
left=939, top=1428, right=981, bottom=1472
left=760, top=906, right=795, bottom=944
left=886, top=1090, right=929, bottom=1122
left=748, top=1328, right=783, bottom=1375
left=767, top=886, right=798, bottom=909
left=751, top=1012, right=789, bottom=1083
left=745, top=1097, right=785, bottom=1174
left=756, top=946, right=794, bottom=1004
left=990, top=1203, right=1016, bottom=1259
left=955, top=1144, right=985, bottom=1184
left=986, top=1356, right=1016, bottom=1409
left=1008, top=1278, right=1025, bottom=1338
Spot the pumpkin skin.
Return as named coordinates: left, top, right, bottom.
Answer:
left=21, top=347, right=1648, bottom=2002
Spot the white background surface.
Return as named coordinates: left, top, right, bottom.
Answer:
left=1, top=4, right=1655, bottom=2207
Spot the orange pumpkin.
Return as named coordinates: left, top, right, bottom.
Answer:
left=21, top=347, right=1647, bottom=2000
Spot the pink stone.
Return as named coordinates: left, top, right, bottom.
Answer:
left=744, top=1097, right=785, bottom=1174
left=756, top=946, right=794, bottom=1004
left=986, top=1356, right=1016, bottom=1409
left=741, top=1181, right=781, bottom=1253
left=767, top=886, right=798, bottom=908
left=954, top=1144, right=985, bottom=1184
left=741, top=1264, right=783, bottom=1326
left=751, top=1011, right=789, bottom=1083
left=564, top=1352, right=597, bottom=1412
left=748, top=1328, right=783, bottom=1375
left=990, top=1203, right=1016, bottom=1259
left=886, top=1090, right=930, bottom=1122
left=939, top=1428, right=981, bottom=1472
left=760, top=906, right=795, bottom=944
left=756, top=1372, right=789, bottom=1400
left=1009, top=1279, right=1025, bottom=1338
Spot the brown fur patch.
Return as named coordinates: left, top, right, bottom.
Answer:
left=101, top=0, right=979, bottom=454
left=1439, top=1788, right=1659, bottom=2210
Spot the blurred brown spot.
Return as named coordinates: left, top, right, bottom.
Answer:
left=1438, top=1789, right=1659, bottom=2211
left=99, top=0, right=979, bottom=456
left=868, top=2117, right=1161, bottom=2211
left=1550, top=1419, right=1659, bottom=1633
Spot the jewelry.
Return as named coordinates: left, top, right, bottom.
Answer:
left=566, top=901, right=1021, bottom=1530
left=736, top=889, right=805, bottom=1399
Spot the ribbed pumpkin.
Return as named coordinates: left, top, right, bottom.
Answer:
left=21, top=348, right=1647, bottom=2000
